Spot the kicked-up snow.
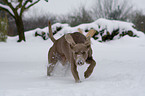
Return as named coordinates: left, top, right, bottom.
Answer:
left=0, top=24, right=145, bottom=96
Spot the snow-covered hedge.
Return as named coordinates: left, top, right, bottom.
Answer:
left=35, top=18, right=141, bottom=42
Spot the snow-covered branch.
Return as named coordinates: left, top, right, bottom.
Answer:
left=20, top=0, right=40, bottom=16
left=0, top=3, right=15, bottom=18
left=25, top=0, right=40, bottom=9
left=0, top=0, right=42, bottom=17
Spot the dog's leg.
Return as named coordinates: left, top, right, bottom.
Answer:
left=47, top=47, right=58, bottom=76
left=47, top=62, right=57, bottom=76
left=47, top=59, right=57, bottom=76
left=71, top=61, right=80, bottom=83
left=84, top=57, right=96, bottom=78
left=60, top=55, right=67, bottom=66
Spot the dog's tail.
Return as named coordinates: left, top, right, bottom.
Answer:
left=48, top=21, right=56, bottom=43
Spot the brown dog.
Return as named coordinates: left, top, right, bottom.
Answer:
left=47, top=22, right=96, bottom=83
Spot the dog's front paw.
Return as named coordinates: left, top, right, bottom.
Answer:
left=84, top=71, right=92, bottom=78
left=75, top=80, right=81, bottom=83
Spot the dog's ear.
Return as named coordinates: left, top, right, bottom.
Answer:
left=85, top=36, right=91, bottom=48
left=86, top=29, right=96, bottom=37
left=65, top=34, right=76, bottom=48
left=78, top=28, right=83, bottom=34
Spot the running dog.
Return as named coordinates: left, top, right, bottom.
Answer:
left=47, top=22, right=96, bottom=83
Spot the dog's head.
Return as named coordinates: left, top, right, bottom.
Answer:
left=65, top=34, right=91, bottom=66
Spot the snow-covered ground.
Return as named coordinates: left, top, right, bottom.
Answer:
left=0, top=27, right=145, bottom=96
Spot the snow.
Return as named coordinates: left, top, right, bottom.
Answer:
left=1, top=21, right=145, bottom=96
left=11, top=1, right=19, bottom=8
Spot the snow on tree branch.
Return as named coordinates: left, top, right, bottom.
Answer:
left=19, top=0, right=40, bottom=16
left=25, top=0, right=40, bottom=9
left=0, top=3, right=14, bottom=17
left=0, top=0, right=41, bottom=17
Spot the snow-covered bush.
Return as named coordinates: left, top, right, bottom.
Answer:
left=35, top=18, right=140, bottom=42
left=35, top=23, right=69, bottom=40
left=0, top=15, right=8, bottom=42
left=83, top=19, right=138, bottom=42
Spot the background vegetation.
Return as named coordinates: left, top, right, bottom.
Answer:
left=0, top=0, right=145, bottom=40
left=0, top=13, right=8, bottom=42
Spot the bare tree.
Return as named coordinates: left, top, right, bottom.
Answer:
left=131, top=11, right=145, bottom=33
left=0, top=0, right=48, bottom=42
left=92, top=0, right=133, bottom=21
left=58, top=6, right=93, bottom=27
left=23, top=13, right=56, bottom=31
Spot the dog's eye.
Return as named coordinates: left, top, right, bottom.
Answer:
left=81, top=51, right=85, bottom=54
left=75, top=52, right=78, bottom=54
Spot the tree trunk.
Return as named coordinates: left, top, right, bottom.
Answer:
left=15, top=16, right=25, bottom=42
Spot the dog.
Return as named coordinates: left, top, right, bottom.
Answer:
left=47, top=21, right=96, bottom=83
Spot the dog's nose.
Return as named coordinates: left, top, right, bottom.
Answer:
left=76, top=55, right=85, bottom=65
left=78, top=61, right=83, bottom=65
left=77, top=60, right=84, bottom=65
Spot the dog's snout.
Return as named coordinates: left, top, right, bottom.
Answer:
left=76, top=56, right=84, bottom=66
